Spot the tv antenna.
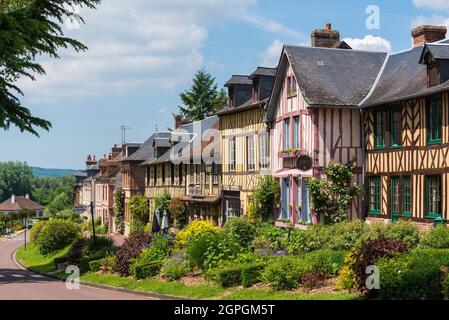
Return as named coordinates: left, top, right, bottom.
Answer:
left=120, top=125, right=131, bottom=144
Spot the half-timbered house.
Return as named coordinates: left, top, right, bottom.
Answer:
left=218, top=67, right=276, bottom=221
left=266, top=24, right=387, bottom=226
left=362, top=25, right=449, bottom=226
left=144, top=116, right=222, bottom=225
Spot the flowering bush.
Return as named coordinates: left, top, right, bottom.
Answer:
left=174, top=220, right=219, bottom=248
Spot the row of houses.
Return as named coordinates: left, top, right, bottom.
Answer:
left=73, top=23, right=449, bottom=234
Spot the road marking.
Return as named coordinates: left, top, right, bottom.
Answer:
left=31, top=274, right=44, bottom=278
left=12, top=274, right=25, bottom=278
left=0, top=275, right=4, bottom=278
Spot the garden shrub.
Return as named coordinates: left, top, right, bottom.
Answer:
left=115, top=232, right=151, bottom=276
left=301, top=271, right=327, bottom=291
left=253, top=223, right=289, bottom=251
left=260, top=256, right=311, bottom=290
left=347, top=237, right=410, bottom=292
left=421, top=225, right=449, bottom=249
left=131, top=261, right=163, bottom=279
left=67, top=239, right=85, bottom=265
left=377, top=249, right=449, bottom=299
left=203, top=233, right=244, bottom=269
left=240, top=263, right=265, bottom=288
left=303, top=249, right=345, bottom=276
left=30, top=221, right=46, bottom=242
left=37, top=220, right=81, bottom=255
left=174, top=220, right=219, bottom=249
left=79, top=249, right=110, bottom=273
left=217, top=266, right=242, bottom=288
left=99, top=255, right=116, bottom=273
left=89, top=259, right=103, bottom=273
left=67, top=237, right=115, bottom=266
left=335, top=266, right=356, bottom=292
left=161, top=258, right=190, bottom=281
left=132, top=236, right=169, bottom=267
left=362, top=221, right=421, bottom=248
left=185, top=232, right=217, bottom=270
left=224, top=217, right=257, bottom=248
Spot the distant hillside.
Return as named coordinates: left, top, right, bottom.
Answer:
left=32, top=167, right=79, bottom=177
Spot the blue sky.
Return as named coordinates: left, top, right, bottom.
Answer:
left=1, top=0, right=449, bottom=169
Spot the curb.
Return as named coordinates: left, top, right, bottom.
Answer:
left=13, top=247, right=188, bottom=300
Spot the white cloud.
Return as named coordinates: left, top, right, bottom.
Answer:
left=18, top=0, right=256, bottom=103
left=242, top=15, right=305, bottom=41
left=259, top=40, right=284, bottom=67
left=412, top=0, right=449, bottom=10
left=343, top=35, right=392, bottom=52
left=411, top=15, right=449, bottom=29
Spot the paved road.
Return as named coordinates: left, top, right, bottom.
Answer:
left=0, top=232, right=157, bottom=300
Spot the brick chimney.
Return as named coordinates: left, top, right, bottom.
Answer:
left=173, top=114, right=190, bottom=129
left=111, top=144, right=122, bottom=158
left=311, top=23, right=341, bottom=48
left=412, top=25, right=447, bottom=48
left=86, top=154, right=97, bottom=166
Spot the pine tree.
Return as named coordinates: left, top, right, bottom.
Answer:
left=178, top=69, right=228, bottom=121
left=0, top=0, right=100, bottom=136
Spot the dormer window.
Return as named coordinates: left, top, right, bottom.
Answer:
left=419, top=44, right=449, bottom=88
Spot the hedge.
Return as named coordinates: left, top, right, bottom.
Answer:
left=131, top=261, right=163, bottom=279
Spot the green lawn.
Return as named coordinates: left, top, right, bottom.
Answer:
left=16, top=242, right=70, bottom=274
left=17, top=244, right=359, bottom=300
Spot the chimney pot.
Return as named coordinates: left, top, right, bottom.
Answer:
left=412, top=25, right=447, bottom=47
left=11, top=194, right=15, bottom=204
left=326, top=23, right=332, bottom=30
left=25, top=194, right=29, bottom=199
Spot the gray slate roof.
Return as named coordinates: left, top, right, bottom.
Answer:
left=122, top=132, right=170, bottom=162
left=362, top=40, right=449, bottom=107
left=266, top=45, right=387, bottom=121
left=249, top=67, right=277, bottom=78
left=224, top=75, right=252, bottom=87
left=419, top=43, right=449, bottom=63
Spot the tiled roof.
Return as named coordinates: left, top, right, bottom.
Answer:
left=122, top=132, right=170, bottom=162
left=249, top=67, right=277, bottom=78
left=0, top=196, right=44, bottom=212
left=224, top=75, right=252, bottom=87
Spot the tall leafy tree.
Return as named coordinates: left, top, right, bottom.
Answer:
left=0, top=161, right=34, bottom=201
left=0, top=0, right=100, bottom=136
left=178, top=69, right=228, bottom=121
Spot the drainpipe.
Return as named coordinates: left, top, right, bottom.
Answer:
left=360, top=108, right=366, bottom=221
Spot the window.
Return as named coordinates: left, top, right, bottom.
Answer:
left=293, top=116, right=300, bottom=149
left=281, top=178, right=291, bottom=219
left=259, top=133, right=269, bottom=170
left=213, top=164, right=220, bottom=184
left=427, top=96, right=442, bottom=145
left=226, top=199, right=241, bottom=218
left=283, top=118, right=290, bottom=149
left=162, top=164, right=166, bottom=185
left=179, top=164, right=183, bottom=185
left=228, top=137, right=236, bottom=171
left=403, top=176, right=411, bottom=216
left=247, top=135, right=255, bottom=171
left=287, top=76, right=297, bottom=96
left=153, top=167, right=157, bottom=186
left=426, top=175, right=441, bottom=218
left=374, top=110, right=386, bottom=148
left=189, top=164, right=194, bottom=185
left=369, top=176, right=381, bottom=214
left=390, top=106, right=402, bottom=147
left=195, top=164, right=201, bottom=184
left=391, top=176, right=400, bottom=220
left=171, top=163, right=175, bottom=185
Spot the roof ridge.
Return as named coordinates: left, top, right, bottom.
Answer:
left=284, top=44, right=387, bottom=54
left=358, top=54, right=390, bottom=107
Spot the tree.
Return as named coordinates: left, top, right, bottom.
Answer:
left=0, top=161, right=34, bottom=201
left=45, top=192, right=71, bottom=217
left=253, top=176, right=280, bottom=222
left=168, top=197, right=187, bottom=228
left=0, top=0, right=100, bottom=135
left=128, top=195, right=149, bottom=234
left=306, top=158, right=362, bottom=225
left=178, top=69, right=228, bottom=121
left=113, top=188, right=125, bottom=235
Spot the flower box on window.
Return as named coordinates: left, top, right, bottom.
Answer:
left=278, top=148, right=301, bottom=158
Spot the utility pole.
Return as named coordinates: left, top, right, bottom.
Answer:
left=120, top=125, right=131, bottom=145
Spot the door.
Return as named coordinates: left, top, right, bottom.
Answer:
left=391, top=177, right=400, bottom=222
left=301, top=179, right=310, bottom=223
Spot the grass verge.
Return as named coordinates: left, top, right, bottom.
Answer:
left=17, top=244, right=360, bottom=300
left=16, top=242, right=70, bottom=274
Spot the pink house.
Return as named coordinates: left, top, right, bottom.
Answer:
left=265, top=24, right=388, bottom=226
